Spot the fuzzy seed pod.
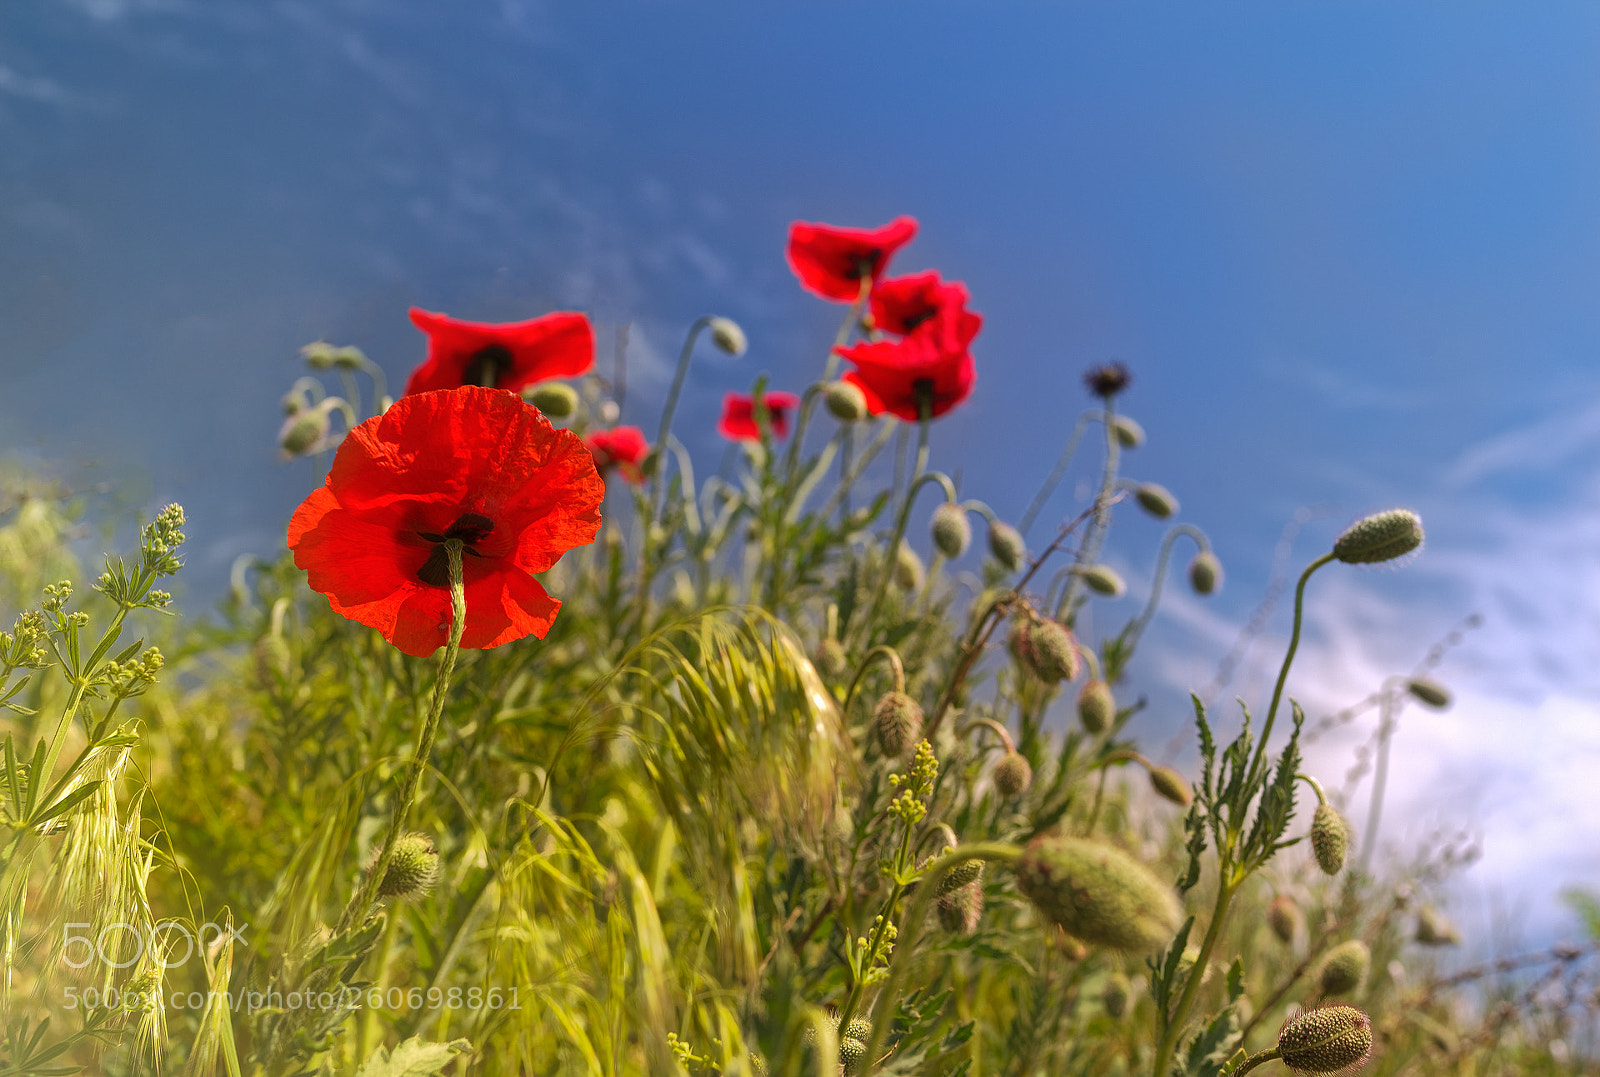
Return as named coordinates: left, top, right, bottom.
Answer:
left=1414, top=905, right=1461, bottom=947
left=1077, top=678, right=1114, bottom=734
left=372, top=833, right=440, bottom=900
left=1332, top=509, right=1424, bottom=565
left=993, top=751, right=1033, bottom=797
left=1148, top=765, right=1192, bottom=808
left=873, top=692, right=924, bottom=758
left=278, top=404, right=331, bottom=457
left=1188, top=550, right=1223, bottom=595
left=936, top=858, right=985, bottom=895
left=708, top=316, right=747, bottom=356
left=1406, top=677, right=1452, bottom=710
left=1310, top=804, right=1350, bottom=876
left=1102, top=972, right=1131, bottom=1018
left=1081, top=564, right=1126, bottom=598
left=1011, top=617, right=1081, bottom=685
left=937, top=882, right=985, bottom=935
left=840, top=1017, right=873, bottom=1044
left=814, top=638, right=848, bottom=679
left=988, top=522, right=1027, bottom=571
left=1134, top=483, right=1178, bottom=519
left=931, top=503, right=972, bottom=559
left=523, top=381, right=578, bottom=419
left=1267, top=894, right=1304, bottom=945
left=1277, top=1005, right=1373, bottom=1074
left=824, top=380, right=869, bottom=422
left=894, top=543, right=924, bottom=590
left=837, top=1035, right=867, bottom=1073
left=1318, top=940, right=1371, bottom=996
left=1015, top=835, right=1182, bottom=953
left=1111, top=415, right=1145, bottom=449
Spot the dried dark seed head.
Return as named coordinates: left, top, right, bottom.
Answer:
left=1084, top=362, right=1132, bottom=399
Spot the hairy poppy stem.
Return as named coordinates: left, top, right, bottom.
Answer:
left=850, top=402, right=932, bottom=649
left=1056, top=402, right=1122, bottom=622
left=340, top=541, right=466, bottom=933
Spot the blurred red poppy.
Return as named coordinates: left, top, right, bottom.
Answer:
left=587, top=426, right=650, bottom=484
left=404, top=308, right=595, bottom=396
left=870, top=271, right=978, bottom=338
left=288, top=386, right=603, bottom=656
left=718, top=390, right=801, bottom=441
left=836, top=300, right=982, bottom=422
left=786, top=216, right=918, bottom=301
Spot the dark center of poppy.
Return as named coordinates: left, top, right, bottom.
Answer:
left=415, top=512, right=495, bottom=586
left=900, top=309, right=934, bottom=332
left=851, top=251, right=881, bottom=280
left=461, top=345, right=513, bottom=388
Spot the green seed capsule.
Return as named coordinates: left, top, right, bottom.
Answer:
left=936, top=858, right=985, bottom=895
left=1134, top=482, right=1178, bottom=519
left=1148, top=765, right=1192, bottom=808
left=825, top=381, right=869, bottom=422
left=988, top=522, right=1027, bottom=571
left=1081, top=564, right=1126, bottom=598
left=894, top=543, right=924, bottom=590
left=1406, top=677, right=1452, bottom=710
left=1267, top=894, right=1303, bottom=945
left=1011, top=617, right=1081, bottom=685
left=1111, top=415, right=1145, bottom=449
left=1077, top=679, right=1114, bottom=734
left=708, top=316, right=747, bottom=356
left=1317, top=939, right=1371, bottom=996
left=1311, top=804, right=1350, bottom=876
left=993, top=751, right=1033, bottom=797
left=372, top=833, right=440, bottom=900
left=523, top=381, right=578, bottom=419
left=873, top=692, right=923, bottom=758
left=1277, top=1005, right=1373, bottom=1073
left=931, top=502, right=972, bottom=559
left=1102, top=971, right=1131, bottom=1018
left=1188, top=550, right=1223, bottom=595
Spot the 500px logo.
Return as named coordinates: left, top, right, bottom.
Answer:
left=61, top=921, right=248, bottom=970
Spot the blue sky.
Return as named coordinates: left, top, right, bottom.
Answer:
left=5, top=1, right=1600, bottom=946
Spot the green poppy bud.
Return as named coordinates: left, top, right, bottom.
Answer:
left=299, top=340, right=339, bottom=369
left=936, top=882, right=985, bottom=935
left=1267, top=894, right=1303, bottom=945
left=1317, top=939, right=1371, bottom=996
left=1102, top=971, right=1131, bottom=1018
left=1406, top=677, right=1452, bottom=710
left=1014, top=835, right=1182, bottom=953
left=1077, top=678, right=1114, bottom=734
left=1332, top=509, right=1424, bottom=564
left=840, top=1017, right=873, bottom=1044
left=936, top=858, right=984, bottom=895
left=1277, top=1005, right=1372, bottom=1074
left=988, top=521, right=1026, bottom=571
left=1148, top=765, right=1192, bottom=808
left=873, top=691, right=923, bottom=758
left=1081, top=564, right=1126, bottom=598
left=1188, top=550, right=1223, bottom=595
left=837, top=1035, right=868, bottom=1073
left=522, top=381, right=578, bottom=419
left=1311, top=804, right=1350, bottom=876
left=993, top=751, right=1033, bottom=797
left=1111, top=415, right=1145, bottom=449
left=371, top=832, right=440, bottom=900
left=825, top=380, right=869, bottom=422
left=708, top=316, right=747, bottom=356
left=894, top=543, right=924, bottom=590
left=1134, top=482, right=1178, bottom=519
left=814, top=638, right=848, bottom=679
left=931, top=503, right=972, bottom=559
left=1414, top=905, right=1460, bottom=946
left=1011, top=617, right=1081, bottom=685
left=278, top=403, right=331, bottom=458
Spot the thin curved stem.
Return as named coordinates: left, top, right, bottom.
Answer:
left=842, top=645, right=907, bottom=712
left=1018, top=409, right=1103, bottom=535
left=1232, top=1048, right=1282, bottom=1076
left=1114, top=524, right=1207, bottom=656
left=1248, top=553, right=1335, bottom=788
left=1056, top=404, right=1122, bottom=621
left=850, top=403, right=933, bottom=647
left=650, top=316, right=714, bottom=528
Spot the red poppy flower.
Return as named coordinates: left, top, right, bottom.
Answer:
left=288, top=386, right=603, bottom=657
left=717, top=390, right=801, bottom=441
left=870, top=271, right=979, bottom=338
left=586, top=426, right=650, bottom=484
left=836, top=301, right=982, bottom=422
left=404, top=307, right=595, bottom=396
left=786, top=216, right=918, bottom=301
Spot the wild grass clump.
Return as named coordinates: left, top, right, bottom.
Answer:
left=2, top=214, right=1595, bottom=1077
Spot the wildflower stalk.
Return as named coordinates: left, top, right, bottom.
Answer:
left=339, top=541, right=465, bottom=933
left=1361, top=681, right=1402, bottom=875
left=850, top=393, right=933, bottom=648
left=649, top=315, right=715, bottom=530
left=857, top=842, right=1023, bottom=1077
left=1249, top=553, right=1335, bottom=788
left=1017, top=409, right=1103, bottom=536
left=783, top=276, right=871, bottom=487
left=1230, top=1048, right=1282, bottom=1075
left=1111, top=524, right=1208, bottom=657
left=1056, top=403, right=1122, bottom=621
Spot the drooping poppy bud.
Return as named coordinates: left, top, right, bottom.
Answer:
left=1102, top=972, right=1131, bottom=1018
left=1014, top=835, right=1182, bottom=953
left=1077, top=678, right=1114, bottom=734
left=1317, top=939, right=1371, bottom=996
left=931, top=503, right=972, bottom=559
left=993, top=751, right=1033, bottom=797
left=1134, top=483, right=1178, bottom=519
left=1267, top=894, right=1304, bottom=945
left=1406, top=678, right=1452, bottom=710
left=825, top=380, right=869, bottom=422
left=936, top=882, right=985, bottom=935
left=1277, top=1005, right=1373, bottom=1074
left=1111, top=415, right=1145, bottom=449
left=1011, top=617, right=1081, bottom=685
left=1311, top=804, right=1350, bottom=876
left=523, top=381, right=578, bottom=419
left=708, top=316, right=747, bottom=356
left=1332, top=509, right=1423, bottom=564
left=988, top=522, right=1026, bottom=571
left=873, top=691, right=924, bottom=758
left=1188, top=550, right=1223, bottom=595
left=1148, top=765, right=1192, bottom=808
left=894, top=543, right=925, bottom=590
left=1081, top=564, right=1126, bottom=598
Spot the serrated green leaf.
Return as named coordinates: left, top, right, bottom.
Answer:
left=350, top=1036, right=470, bottom=1077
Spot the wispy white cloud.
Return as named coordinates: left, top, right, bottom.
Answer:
left=1443, top=396, right=1600, bottom=488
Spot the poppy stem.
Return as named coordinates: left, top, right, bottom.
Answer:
left=340, top=540, right=467, bottom=933
left=850, top=399, right=931, bottom=649
left=1055, top=401, right=1122, bottom=622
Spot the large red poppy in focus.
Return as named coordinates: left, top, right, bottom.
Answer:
left=836, top=296, right=982, bottom=422
left=786, top=216, right=918, bottom=301
left=718, top=391, right=800, bottom=441
left=404, top=308, right=595, bottom=396
left=586, top=426, right=650, bottom=485
left=288, top=386, right=604, bottom=656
